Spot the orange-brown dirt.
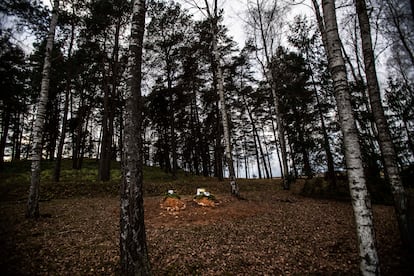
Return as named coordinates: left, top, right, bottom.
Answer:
left=193, top=196, right=217, bottom=207
left=0, top=190, right=412, bottom=275
left=160, top=196, right=186, bottom=212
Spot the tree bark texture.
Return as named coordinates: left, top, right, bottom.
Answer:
left=12, top=112, right=23, bottom=161
left=0, top=111, right=10, bottom=170
left=312, top=73, right=336, bottom=185
left=26, top=0, right=59, bottom=219
left=355, top=0, right=414, bottom=251
left=98, top=75, right=113, bottom=181
left=252, top=0, right=289, bottom=187
left=214, top=42, right=239, bottom=196
left=99, top=16, right=122, bottom=182
left=53, top=15, right=76, bottom=182
left=120, top=0, right=151, bottom=274
left=205, top=0, right=240, bottom=196
left=321, top=0, right=380, bottom=274
left=268, top=72, right=290, bottom=188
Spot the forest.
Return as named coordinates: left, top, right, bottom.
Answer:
left=0, top=0, right=413, bottom=275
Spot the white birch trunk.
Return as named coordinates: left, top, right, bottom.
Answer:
left=252, top=0, right=290, bottom=188
left=321, top=0, right=380, bottom=274
left=26, top=0, right=59, bottom=219
left=355, top=0, right=414, bottom=251
left=268, top=72, right=290, bottom=188
left=205, top=0, right=240, bottom=196
left=120, top=0, right=151, bottom=274
left=215, top=45, right=239, bottom=196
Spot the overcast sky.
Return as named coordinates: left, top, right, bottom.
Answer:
left=176, top=0, right=314, bottom=49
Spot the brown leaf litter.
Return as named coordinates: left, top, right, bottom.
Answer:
left=0, top=190, right=412, bottom=275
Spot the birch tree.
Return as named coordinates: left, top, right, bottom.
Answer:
left=26, top=0, right=59, bottom=219
left=246, top=0, right=290, bottom=188
left=211, top=4, right=238, bottom=195
left=288, top=15, right=338, bottom=186
left=120, top=0, right=151, bottom=274
left=53, top=3, right=77, bottom=182
left=209, top=0, right=239, bottom=196
left=355, top=0, right=414, bottom=251
left=313, top=0, right=380, bottom=274
left=186, top=0, right=240, bottom=196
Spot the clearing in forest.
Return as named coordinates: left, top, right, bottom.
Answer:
left=0, top=162, right=412, bottom=275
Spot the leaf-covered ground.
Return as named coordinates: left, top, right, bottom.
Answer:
left=1, top=189, right=412, bottom=275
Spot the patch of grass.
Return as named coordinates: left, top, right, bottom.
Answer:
left=301, top=176, right=395, bottom=205
left=0, top=160, right=284, bottom=201
left=301, top=177, right=350, bottom=201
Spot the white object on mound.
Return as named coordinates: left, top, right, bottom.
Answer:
left=196, top=188, right=206, bottom=196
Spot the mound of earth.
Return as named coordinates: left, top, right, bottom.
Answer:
left=0, top=190, right=411, bottom=275
left=193, top=196, right=217, bottom=207
left=160, top=196, right=186, bottom=212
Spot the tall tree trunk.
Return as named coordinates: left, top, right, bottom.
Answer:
left=53, top=85, right=69, bottom=180
left=0, top=111, right=11, bottom=170
left=26, top=0, right=59, bottom=219
left=72, top=103, right=87, bottom=170
left=269, top=79, right=289, bottom=188
left=242, top=95, right=270, bottom=179
left=119, top=104, right=124, bottom=161
left=201, top=0, right=239, bottom=196
left=190, top=94, right=202, bottom=175
left=314, top=79, right=336, bottom=184
left=320, top=0, right=380, bottom=274
left=79, top=110, right=91, bottom=168
left=270, top=116, right=284, bottom=178
left=216, top=74, right=238, bottom=194
left=120, top=0, right=151, bottom=274
left=253, top=0, right=290, bottom=187
left=355, top=0, right=414, bottom=251
left=192, top=90, right=209, bottom=177
left=307, top=49, right=336, bottom=185
left=292, top=105, right=313, bottom=178
left=243, top=136, right=249, bottom=178
left=99, top=54, right=112, bottom=180
left=287, top=138, right=298, bottom=178
left=263, top=137, right=273, bottom=178
left=403, top=120, right=414, bottom=158
left=163, top=128, right=171, bottom=173
left=53, top=16, right=75, bottom=182
left=201, top=141, right=210, bottom=177
left=11, top=112, right=20, bottom=161
left=17, top=116, right=23, bottom=160
left=209, top=48, right=224, bottom=181
left=99, top=19, right=121, bottom=182
left=254, top=123, right=270, bottom=179
left=253, top=128, right=262, bottom=179
left=26, top=109, right=36, bottom=159
left=212, top=25, right=239, bottom=195
left=46, top=99, right=59, bottom=161
left=13, top=112, right=23, bottom=161
left=166, top=63, right=178, bottom=178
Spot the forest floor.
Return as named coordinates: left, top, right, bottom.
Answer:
left=0, top=161, right=413, bottom=275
